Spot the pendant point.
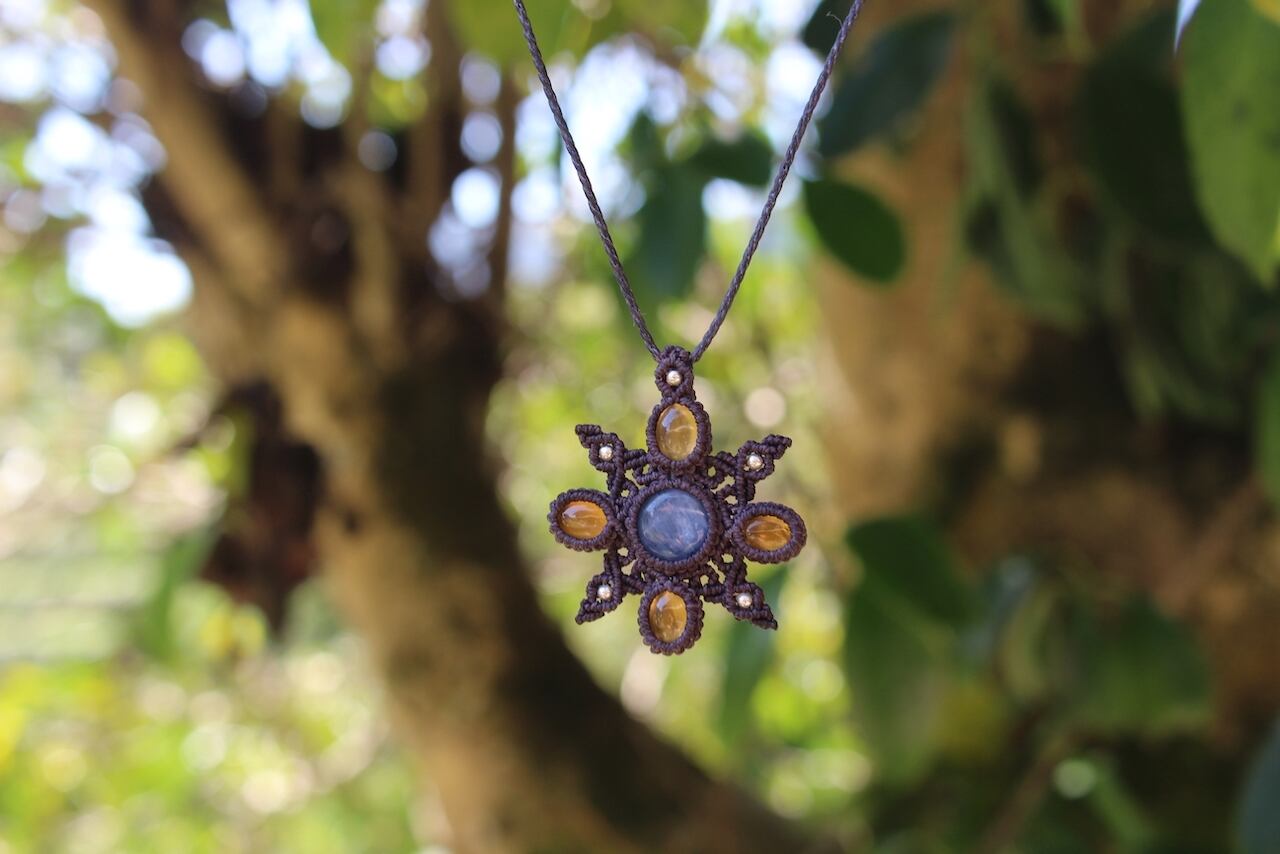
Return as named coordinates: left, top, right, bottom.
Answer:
left=649, top=590, right=688, bottom=642
left=744, top=514, right=792, bottom=551
left=559, top=500, right=607, bottom=540
left=656, top=403, right=699, bottom=461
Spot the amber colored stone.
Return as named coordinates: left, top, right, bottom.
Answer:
left=559, top=500, right=607, bottom=539
left=648, top=591, right=688, bottom=642
left=656, top=404, right=698, bottom=461
left=744, top=514, right=791, bottom=551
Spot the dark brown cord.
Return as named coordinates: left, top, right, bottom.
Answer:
left=513, top=0, right=865, bottom=363
left=512, top=0, right=660, bottom=359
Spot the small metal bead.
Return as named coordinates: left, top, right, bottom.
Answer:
left=666, top=370, right=682, bottom=387
left=597, top=584, right=613, bottom=601
left=746, top=453, right=764, bottom=471
left=736, top=592, right=753, bottom=609
left=598, top=445, right=614, bottom=461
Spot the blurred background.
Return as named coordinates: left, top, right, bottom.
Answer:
left=1, top=0, right=1278, bottom=851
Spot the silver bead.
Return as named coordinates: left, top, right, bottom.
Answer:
left=665, top=370, right=682, bottom=387
left=598, top=445, right=614, bottom=461
left=746, top=453, right=764, bottom=471
left=736, top=592, right=753, bottom=609
left=597, top=584, right=613, bottom=601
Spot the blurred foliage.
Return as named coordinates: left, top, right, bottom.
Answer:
left=815, top=10, right=956, bottom=158
left=0, top=194, right=417, bottom=849
left=0, top=583, right=417, bottom=853
left=2, top=0, right=1280, bottom=851
left=1181, top=0, right=1280, bottom=283
left=840, top=519, right=1219, bottom=847
left=965, top=71, right=1086, bottom=327
left=802, top=177, right=904, bottom=283
left=450, top=0, right=706, bottom=64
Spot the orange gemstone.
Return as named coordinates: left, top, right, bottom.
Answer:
left=656, top=404, right=698, bottom=461
left=559, top=501, right=606, bottom=539
left=744, top=515, right=791, bottom=551
left=648, top=591, right=688, bottom=642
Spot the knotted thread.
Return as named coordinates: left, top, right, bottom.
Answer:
left=513, top=0, right=865, bottom=362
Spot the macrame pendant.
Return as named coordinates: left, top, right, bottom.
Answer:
left=548, top=346, right=806, bottom=654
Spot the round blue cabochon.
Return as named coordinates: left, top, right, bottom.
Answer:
left=637, top=488, right=710, bottom=562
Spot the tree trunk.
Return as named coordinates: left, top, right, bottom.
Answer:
left=88, top=1, right=817, bottom=850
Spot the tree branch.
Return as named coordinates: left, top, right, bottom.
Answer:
left=84, top=0, right=285, bottom=306
left=401, top=0, right=465, bottom=249
left=487, top=72, right=518, bottom=306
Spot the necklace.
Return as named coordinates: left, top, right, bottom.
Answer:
left=518, top=0, right=863, bottom=654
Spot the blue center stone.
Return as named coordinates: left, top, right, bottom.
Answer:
left=637, top=488, right=710, bottom=562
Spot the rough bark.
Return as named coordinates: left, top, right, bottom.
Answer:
left=89, top=1, right=818, bottom=851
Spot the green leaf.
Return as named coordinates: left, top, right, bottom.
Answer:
left=609, top=0, right=707, bottom=47
left=802, top=178, right=905, bottom=284
left=310, top=0, right=379, bottom=66
left=846, top=516, right=972, bottom=627
left=1240, top=718, right=1280, bottom=854
left=995, top=573, right=1060, bottom=703
left=686, top=131, right=773, bottom=187
left=131, top=526, right=217, bottom=663
left=802, top=0, right=853, bottom=55
left=973, top=77, right=1041, bottom=200
left=451, top=0, right=705, bottom=64
left=1117, top=250, right=1258, bottom=424
left=843, top=516, right=969, bottom=783
left=843, top=575, right=948, bottom=785
left=717, top=572, right=785, bottom=745
left=624, top=111, right=664, bottom=175
left=964, top=75, right=1084, bottom=326
left=817, top=11, right=956, bottom=157
left=1181, top=0, right=1280, bottom=283
left=450, top=0, right=582, bottom=64
left=1061, top=598, right=1209, bottom=735
left=626, top=165, right=708, bottom=301
left=1255, top=350, right=1280, bottom=507
left=1076, top=12, right=1208, bottom=243
left=1086, top=758, right=1159, bottom=849
left=962, top=199, right=1085, bottom=323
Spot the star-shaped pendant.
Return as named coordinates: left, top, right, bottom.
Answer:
left=548, top=346, right=806, bottom=654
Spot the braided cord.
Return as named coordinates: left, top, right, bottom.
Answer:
left=512, top=0, right=864, bottom=362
